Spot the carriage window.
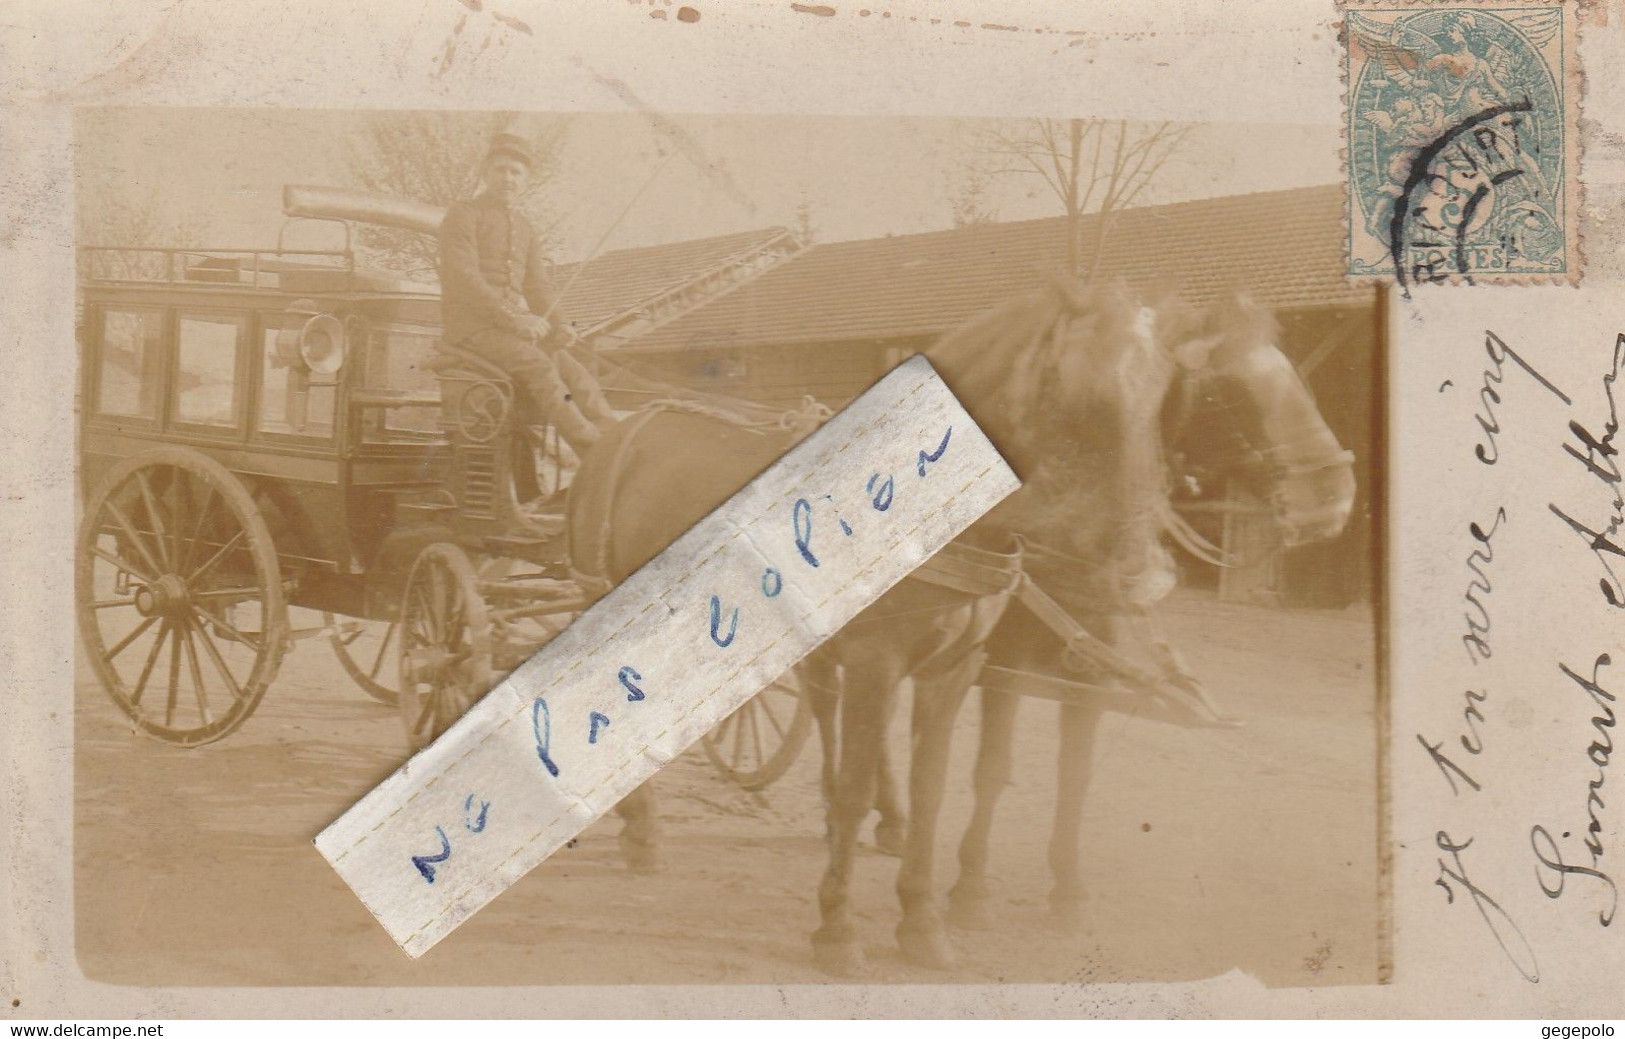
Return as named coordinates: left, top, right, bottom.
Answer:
left=362, top=326, right=442, bottom=441
left=96, top=309, right=164, bottom=419
left=366, top=327, right=440, bottom=393
left=174, top=313, right=245, bottom=427
left=258, top=321, right=335, bottom=438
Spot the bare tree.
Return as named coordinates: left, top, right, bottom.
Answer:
left=343, top=111, right=570, bottom=275
left=793, top=192, right=819, bottom=246
left=944, top=166, right=998, bottom=228
left=76, top=186, right=214, bottom=282
left=969, top=118, right=1189, bottom=278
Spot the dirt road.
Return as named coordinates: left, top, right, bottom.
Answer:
left=74, top=592, right=1379, bottom=988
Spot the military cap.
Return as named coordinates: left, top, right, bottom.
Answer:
left=485, top=132, right=534, bottom=170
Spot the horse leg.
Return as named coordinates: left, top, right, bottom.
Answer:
left=894, top=651, right=979, bottom=969
left=811, top=654, right=903, bottom=977
left=801, top=652, right=841, bottom=819
left=1048, top=700, right=1105, bottom=931
left=872, top=708, right=906, bottom=858
left=946, top=687, right=1020, bottom=930
left=614, top=782, right=664, bottom=874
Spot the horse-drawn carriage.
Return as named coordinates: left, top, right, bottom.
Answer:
left=77, top=186, right=1360, bottom=972
left=74, top=186, right=1329, bottom=762
left=75, top=199, right=813, bottom=772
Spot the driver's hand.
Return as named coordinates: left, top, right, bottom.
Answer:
left=519, top=314, right=553, bottom=340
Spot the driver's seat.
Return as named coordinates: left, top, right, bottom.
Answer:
left=428, top=347, right=569, bottom=535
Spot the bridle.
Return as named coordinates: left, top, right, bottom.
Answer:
left=1159, top=329, right=1355, bottom=565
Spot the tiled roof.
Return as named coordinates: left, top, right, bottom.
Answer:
left=549, top=227, right=794, bottom=331
left=620, top=185, right=1373, bottom=354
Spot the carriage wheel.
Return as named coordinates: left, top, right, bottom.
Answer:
left=323, top=613, right=400, bottom=705
left=701, top=670, right=814, bottom=791
left=398, top=543, right=493, bottom=751
left=76, top=447, right=287, bottom=747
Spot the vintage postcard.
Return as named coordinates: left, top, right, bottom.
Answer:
left=63, top=106, right=1384, bottom=992
left=1, top=0, right=1623, bottom=1022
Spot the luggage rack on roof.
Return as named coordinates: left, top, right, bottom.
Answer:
left=80, top=246, right=356, bottom=288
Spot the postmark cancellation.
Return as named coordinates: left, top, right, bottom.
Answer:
left=1340, top=0, right=1580, bottom=288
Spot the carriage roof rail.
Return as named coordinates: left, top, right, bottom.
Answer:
left=80, top=245, right=356, bottom=288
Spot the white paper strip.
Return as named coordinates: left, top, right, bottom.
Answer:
left=314, top=354, right=1019, bottom=957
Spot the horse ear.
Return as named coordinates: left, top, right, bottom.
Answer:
left=1212, top=288, right=1278, bottom=346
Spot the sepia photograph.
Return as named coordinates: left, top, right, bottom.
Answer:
left=67, top=104, right=1383, bottom=989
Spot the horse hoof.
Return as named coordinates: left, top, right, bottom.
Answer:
left=811, top=939, right=867, bottom=977
left=897, top=923, right=957, bottom=970
left=944, top=894, right=996, bottom=931
left=873, top=822, right=905, bottom=858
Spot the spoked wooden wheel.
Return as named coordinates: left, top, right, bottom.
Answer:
left=324, top=613, right=400, bottom=705
left=701, top=669, right=814, bottom=791
left=399, top=543, right=493, bottom=751
left=76, top=447, right=287, bottom=747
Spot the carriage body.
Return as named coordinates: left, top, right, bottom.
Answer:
left=80, top=250, right=458, bottom=608
left=75, top=245, right=586, bottom=745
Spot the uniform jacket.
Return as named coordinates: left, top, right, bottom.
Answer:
left=438, top=194, right=568, bottom=348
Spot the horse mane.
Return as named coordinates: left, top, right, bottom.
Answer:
left=926, top=278, right=1164, bottom=468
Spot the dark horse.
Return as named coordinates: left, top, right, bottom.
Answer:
left=565, top=280, right=1355, bottom=975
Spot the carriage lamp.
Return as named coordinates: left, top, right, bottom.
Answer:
left=297, top=313, right=347, bottom=377
left=275, top=300, right=349, bottom=379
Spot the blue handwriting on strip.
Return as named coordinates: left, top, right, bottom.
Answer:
left=917, top=427, right=952, bottom=477
left=412, top=825, right=452, bottom=884
left=709, top=594, right=739, bottom=647
left=531, top=697, right=560, bottom=778
left=517, top=429, right=952, bottom=821
left=463, top=794, right=491, bottom=833
left=619, top=666, right=645, bottom=701
left=867, top=473, right=894, bottom=512
left=793, top=497, right=819, bottom=567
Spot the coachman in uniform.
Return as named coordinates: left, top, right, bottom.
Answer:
left=439, top=132, right=609, bottom=451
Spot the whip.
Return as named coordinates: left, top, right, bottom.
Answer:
left=539, top=151, right=676, bottom=326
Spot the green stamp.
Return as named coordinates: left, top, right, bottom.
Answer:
left=1342, top=1, right=1579, bottom=290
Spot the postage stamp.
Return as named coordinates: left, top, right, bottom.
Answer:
left=1341, top=0, right=1580, bottom=289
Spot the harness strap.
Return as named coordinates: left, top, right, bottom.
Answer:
left=906, top=540, right=1024, bottom=598
left=1012, top=573, right=1239, bottom=727
left=1270, top=447, right=1356, bottom=480
left=566, top=405, right=666, bottom=595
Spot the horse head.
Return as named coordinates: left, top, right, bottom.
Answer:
left=1163, top=293, right=1356, bottom=548
left=927, top=279, right=1183, bottom=608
